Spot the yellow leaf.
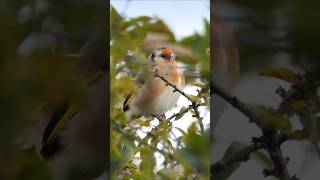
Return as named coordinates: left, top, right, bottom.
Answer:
left=189, top=95, right=202, bottom=104
left=192, top=82, right=204, bottom=88
left=289, top=99, right=308, bottom=112
left=259, top=68, right=303, bottom=84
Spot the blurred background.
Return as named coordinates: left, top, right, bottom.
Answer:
left=213, top=0, right=320, bottom=179
left=0, top=0, right=106, bottom=179
left=112, top=0, right=210, bottom=40
left=2, top=0, right=320, bottom=179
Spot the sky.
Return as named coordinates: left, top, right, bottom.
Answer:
left=111, top=0, right=210, bottom=40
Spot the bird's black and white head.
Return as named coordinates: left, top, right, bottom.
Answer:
left=148, top=47, right=177, bottom=65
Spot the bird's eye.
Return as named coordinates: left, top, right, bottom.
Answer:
left=160, top=54, right=165, bottom=58
left=151, top=52, right=155, bottom=61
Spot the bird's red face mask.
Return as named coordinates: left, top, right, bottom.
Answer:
left=161, top=48, right=176, bottom=64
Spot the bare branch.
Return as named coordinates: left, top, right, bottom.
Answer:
left=156, top=74, right=205, bottom=133
left=212, top=82, right=259, bottom=124
left=211, top=143, right=262, bottom=172
left=212, top=82, right=297, bottom=180
left=155, top=74, right=192, bottom=102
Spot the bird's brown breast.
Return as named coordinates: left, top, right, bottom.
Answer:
left=130, top=64, right=185, bottom=115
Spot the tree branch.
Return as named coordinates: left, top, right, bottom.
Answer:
left=167, top=103, right=206, bottom=122
left=211, top=143, right=262, bottom=172
left=212, top=82, right=297, bottom=180
left=156, top=74, right=205, bottom=133
left=113, top=124, right=174, bottom=160
left=212, top=82, right=259, bottom=124
left=155, top=74, right=192, bottom=102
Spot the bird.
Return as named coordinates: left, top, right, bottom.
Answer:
left=210, top=16, right=240, bottom=171
left=18, top=31, right=108, bottom=180
left=212, top=17, right=240, bottom=129
left=123, top=47, right=185, bottom=119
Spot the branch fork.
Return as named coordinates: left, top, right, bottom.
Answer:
left=212, top=82, right=298, bottom=180
left=155, top=74, right=206, bottom=133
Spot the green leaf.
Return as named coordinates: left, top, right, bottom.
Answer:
left=287, top=129, right=308, bottom=140
left=189, top=95, right=202, bottom=104
left=140, top=146, right=156, bottom=178
left=157, top=168, right=177, bottom=179
left=135, top=118, right=152, bottom=127
left=110, top=6, right=123, bottom=35
left=174, top=106, right=189, bottom=121
left=110, top=134, right=135, bottom=179
left=205, top=47, right=210, bottom=56
left=253, top=151, right=273, bottom=169
left=213, top=142, right=245, bottom=180
left=289, top=99, right=308, bottom=112
left=192, top=82, right=205, bottom=88
left=259, top=68, right=303, bottom=84
left=159, top=121, right=170, bottom=139
left=135, top=16, right=151, bottom=22
left=166, top=139, right=174, bottom=150
left=174, top=123, right=210, bottom=177
left=253, top=105, right=292, bottom=132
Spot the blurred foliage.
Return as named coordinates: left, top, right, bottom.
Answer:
left=110, top=5, right=210, bottom=180
left=213, top=67, right=320, bottom=179
left=221, top=0, right=320, bottom=75
left=0, top=0, right=104, bottom=179
left=214, top=1, right=320, bottom=179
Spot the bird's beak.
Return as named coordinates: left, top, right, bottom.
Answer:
left=163, top=54, right=176, bottom=62
left=162, top=48, right=176, bottom=63
left=168, top=54, right=176, bottom=61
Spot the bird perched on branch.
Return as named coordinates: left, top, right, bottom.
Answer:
left=123, top=47, right=185, bottom=119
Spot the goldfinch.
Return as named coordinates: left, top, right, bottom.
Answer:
left=123, top=47, right=185, bottom=118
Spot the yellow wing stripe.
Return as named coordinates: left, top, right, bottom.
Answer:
left=45, top=68, right=105, bottom=144
left=46, top=104, right=77, bottom=144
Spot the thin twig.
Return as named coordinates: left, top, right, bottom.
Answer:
left=212, top=82, right=296, bottom=180
left=156, top=74, right=205, bottom=133
left=211, top=143, right=262, bottom=172
left=156, top=74, right=192, bottom=102
left=264, top=146, right=291, bottom=179
left=167, top=106, right=192, bottom=122
left=212, top=82, right=259, bottom=124
left=167, top=103, right=206, bottom=122
left=113, top=124, right=173, bottom=160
